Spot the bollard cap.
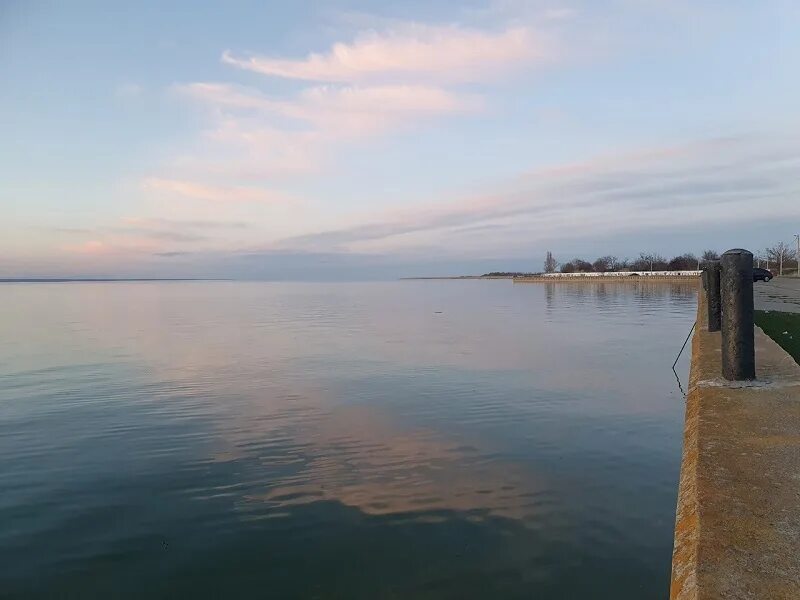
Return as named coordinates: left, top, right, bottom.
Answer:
left=722, top=248, right=753, bottom=257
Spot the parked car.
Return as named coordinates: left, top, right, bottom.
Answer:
left=753, top=268, right=773, bottom=282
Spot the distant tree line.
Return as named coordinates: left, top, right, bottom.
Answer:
left=546, top=251, right=714, bottom=274
left=481, top=241, right=800, bottom=278
left=544, top=242, right=800, bottom=276
left=757, top=239, right=800, bottom=276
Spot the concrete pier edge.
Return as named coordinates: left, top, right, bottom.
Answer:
left=669, top=291, right=800, bottom=599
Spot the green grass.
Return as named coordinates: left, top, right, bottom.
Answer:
left=755, top=310, right=800, bottom=364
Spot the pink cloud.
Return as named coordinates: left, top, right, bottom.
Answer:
left=175, top=83, right=280, bottom=112
left=166, top=121, right=322, bottom=179
left=177, top=82, right=480, bottom=135
left=221, top=24, right=551, bottom=83
left=268, top=133, right=800, bottom=253
left=297, top=84, right=481, bottom=127
left=168, top=81, right=481, bottom=179
left=64, top=238, right=160, bottom=255
left=68, top=240, right=108, bottom=255
left=163, top=19, right=547, bottom=185
left=142, top=177, right=295, bottom=204
left=156, top=18, right=552, bottom=200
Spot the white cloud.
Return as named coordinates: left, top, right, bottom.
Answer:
left=221, top=24, right=552, bottom=83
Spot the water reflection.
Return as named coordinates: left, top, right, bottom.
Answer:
left=0, top=281, right=696, bottom=598
left=542, top=280, right=697, bottom=312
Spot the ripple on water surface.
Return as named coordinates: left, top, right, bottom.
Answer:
left=0, top=280, right=696, bottom=598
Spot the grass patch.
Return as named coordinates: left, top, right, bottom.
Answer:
left=755, top=310, right=800, bottom=364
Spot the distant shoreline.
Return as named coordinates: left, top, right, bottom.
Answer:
left=0, top=278, right=230, bottom=283
left=513, top=275, right=700, bottom=283
left=402, top=274, right=701, bottom=282
left=400, top=276, right=516, bottom=280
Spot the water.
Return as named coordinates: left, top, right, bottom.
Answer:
left=0, top=280, right=696, bottom=599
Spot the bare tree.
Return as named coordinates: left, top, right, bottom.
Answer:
left=592, top=255, right=619, bottom=273
left=669, top=253, right=698, bottom=271
left=572, top=258, right=594, bottom=272
left=593, top=257, right=610, bottom=273
left=701, top=249, right=720, bottom=262
left=633, top=253, right=667, bottom=271
left=561, top=258, right=593, bottom=273
left=766, top=241, right=792, bottom=276
left=544, top=251, right=558, bottom=273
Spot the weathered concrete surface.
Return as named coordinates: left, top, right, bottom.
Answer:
left=670, top=292, right=800, bottom=599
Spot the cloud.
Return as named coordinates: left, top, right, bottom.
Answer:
left=112, top=228, right=206, bottom=243
left=175, top=83, right=277, bottom=112
left=122, top=217, right=251, bottom=230
left=178, top=82, right=480, bottom=136
left=170, top=122, right=322, bottom=179
left=154, top=251, right=191, bottom=257
left=162, top=16, right=555, bottom=185
left=68, top=240, right=108, bottom=255
left=295, top=84, right=481, bottom=133
left=221, top=24, right=551, bottom=83
left=51, top=227, right=93, bottom=234
left=142, top=177, right=295, bottom=204
left=60, top=217, right=257, bottom=259
left=271, top=133, right=800, bottom=254
left=167, top=81, right=480, bottom=180
left=64, top=237, right=160, bottom=256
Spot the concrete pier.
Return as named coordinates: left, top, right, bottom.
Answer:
left=670, top=292, right=800, bottom=599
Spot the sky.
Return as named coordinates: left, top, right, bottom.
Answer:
left=2, top=0, right=800, bottom=279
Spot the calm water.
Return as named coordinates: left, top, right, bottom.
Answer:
left=0, top=280, right=696, bottom=599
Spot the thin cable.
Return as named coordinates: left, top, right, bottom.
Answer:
left=671, top=320, right=695, bottom=399
left=672, top=320, right=696, bottom=370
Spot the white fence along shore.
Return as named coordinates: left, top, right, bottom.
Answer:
left=539, top=271, right=701, bottom=278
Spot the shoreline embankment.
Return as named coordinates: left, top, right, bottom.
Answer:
left=514, top=274, right=700, bottom=283
left=670, top=290, right=800, bottom=599
left=404, top=271, right=702, bottom=282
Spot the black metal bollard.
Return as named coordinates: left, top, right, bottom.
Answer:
left=706, top=260, right=721, bottom=332
left=720, top=249, right=755, bottom=380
